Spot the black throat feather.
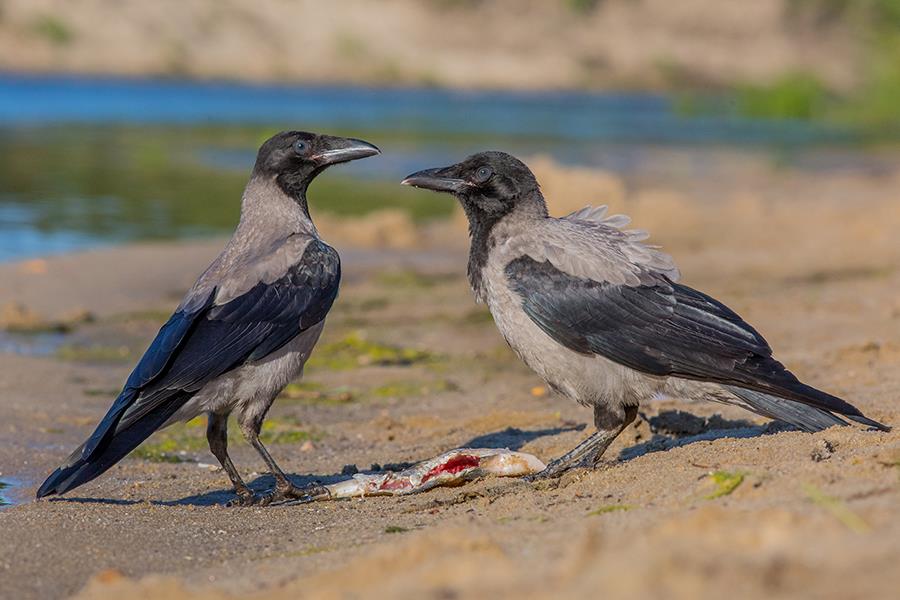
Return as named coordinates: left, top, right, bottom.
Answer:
left=276, top=171, right=312, bottom=219
left=463, top=188, right=547, bottom=301
left=463, top=203, right=509, bottom=301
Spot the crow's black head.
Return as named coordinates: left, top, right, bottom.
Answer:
left=402, top=151, right=547, bottom=298
left=254, top=131, right=379, bottom=199
left=401, top=151, right=545, bottom=228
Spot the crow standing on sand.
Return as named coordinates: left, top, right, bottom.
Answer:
left=37, top=132, right=379, bottom=504
left=402, top=152, right=888, bottom=478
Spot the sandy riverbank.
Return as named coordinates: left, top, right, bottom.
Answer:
left=1, top=157, right=898, bottom=599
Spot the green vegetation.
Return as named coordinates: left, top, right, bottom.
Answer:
left=280, top=375, right=457, bottom=404
left=307, top=332, right=431, bottom=371
left=109, top=309, right=173, bottom=324
left=259, top=418, right=316, bottom=445
left=341, top=297, right=391, bottom=313
left=566, top=0, right=600, bottom=14
left=57, top=344, right=133, bottom=363
left=459, top=308, right=494, bottom=325
left=129, top=415, right=316, bottom=463
left=737, top=73, right=829, bottom=120
left=131, top=441, right=192, bottom=463
left=384, top=525, right=409, bottom=534
left=334, top=32, right=367, bottom=60
left=375, top=270, right=458, bottom=289
left=587, top=504, right=635, bottom=516
left=722, top=1, right=900, bottom=131
left=83, top=388, right=121, bottom=397
left=704, top=470, right=745, bottom=500
left=372, top=378, right=458, bottom=399
left=31, top=15, right=74, bottom=45
left=279, top=381, right=356, bottom=405
left=803, top=483, right=871, bottom=533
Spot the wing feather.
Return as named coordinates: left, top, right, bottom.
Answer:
left=505, top=253, right=884, bottom=428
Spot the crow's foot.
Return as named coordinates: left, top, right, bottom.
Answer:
left=524, top=454, right=599, bottom=482
left=227, top=482, right=330, bottom=507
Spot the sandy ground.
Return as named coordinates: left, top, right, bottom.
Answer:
left=1, top=158, right=899, bottom=599
left=0, top=0, right=859, bottom=91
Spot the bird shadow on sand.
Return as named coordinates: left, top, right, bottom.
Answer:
left=50, top=471, right=351, bottom=507
left=618, top=411, right=797, bottom=462
left=461, top=423, right=587, bottom=451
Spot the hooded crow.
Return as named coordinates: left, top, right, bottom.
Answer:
left=37, top=131, right=380, bottom=504
left=402, top=151, right=889, bottom=478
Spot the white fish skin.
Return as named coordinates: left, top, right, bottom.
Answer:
left=319, top=448, right=546, bottom=499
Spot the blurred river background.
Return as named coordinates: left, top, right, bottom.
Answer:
left=0, top=73, right=894, bottom=262
left=2, top=0, right=899, bottom=262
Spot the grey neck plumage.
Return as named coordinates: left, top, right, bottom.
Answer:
left=214, top=176, right=318, bottom=269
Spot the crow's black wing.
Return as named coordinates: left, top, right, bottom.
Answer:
left=505, top=256, right=886, bottom=430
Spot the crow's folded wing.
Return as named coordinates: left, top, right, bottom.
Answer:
left=82, top=238, right=340, bottom=459
left=504, top=255, right=881, bottom=426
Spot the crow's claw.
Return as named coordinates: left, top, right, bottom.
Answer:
left=227, top=482, right=329, bottom=507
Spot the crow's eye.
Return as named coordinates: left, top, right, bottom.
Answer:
left=293, top=140, right=307, bottom=155
left=474, top=166, right=493, bottom=183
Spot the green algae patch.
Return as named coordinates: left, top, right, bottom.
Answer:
left=308, top=332, right=431, bottom=370
left=803, top=483, right=870, bottom=533
left=704, top=470, right=745, bottom=500
left=109, top=309, right=173, bottom=323
left=259, top=418, right=317, bottom=445
left=460, top=308, right=494, bottom=325
left=57, top=344, right=133, bottom=363
left=130, top=420, right=208, bottom=463
left=384, top=525, right=409, bottom=534
left=83, top=388, right=121, bottom=397
left=375, top=270, right=457, bottom=289
left=372, top=378, right=459, bottom=399
left=587, top=504, right=635, bottom=516
left=279, top=382, right=355, bottom=405
left=129, top=415, right=316, bottom=462
left=131, top=443, right=192, bottom=464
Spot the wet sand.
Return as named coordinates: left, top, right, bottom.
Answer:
left=1, top=158, right=898, bottom=599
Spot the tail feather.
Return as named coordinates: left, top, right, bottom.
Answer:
left=845, top=413, right=890, bottom=431
left=726, top=387, right=848, bottom=432
left=36, top=395, right=188, bottom=499
left=725, top=384, right=889, bottom=433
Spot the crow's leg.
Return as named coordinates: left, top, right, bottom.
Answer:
left=235, top=409, right=328, bottom=506
left=528, top=404, right=638, bottom=480
left=206, top=412, right=255, bottom=505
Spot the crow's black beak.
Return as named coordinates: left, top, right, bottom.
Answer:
left=312, top=137, right=380, bottom=166
left=401, top=167, right=469, bottom=193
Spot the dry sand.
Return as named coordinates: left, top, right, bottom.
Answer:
left=0, top=158, right=898, bottom=599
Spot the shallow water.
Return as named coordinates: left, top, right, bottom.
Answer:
left=0, top=331, right=67, bottom=357
left=0, top=73, right=882, bottom=262
left=0, top=478, right=15, bottom=507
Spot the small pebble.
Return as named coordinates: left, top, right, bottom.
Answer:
left=811, top=439, right=835, bottom=462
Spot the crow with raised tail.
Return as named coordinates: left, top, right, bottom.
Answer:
left=37, top=131, right=380, bottom=505
left=402, top=151, right=889, bottom=479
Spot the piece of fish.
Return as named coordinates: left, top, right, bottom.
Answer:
left=316, top=448, right=545, bottom=500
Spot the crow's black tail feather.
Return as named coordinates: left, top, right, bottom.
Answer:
left=725, top=383, right=889, bottom=433
left=36, top=395, right=189, bottom=499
